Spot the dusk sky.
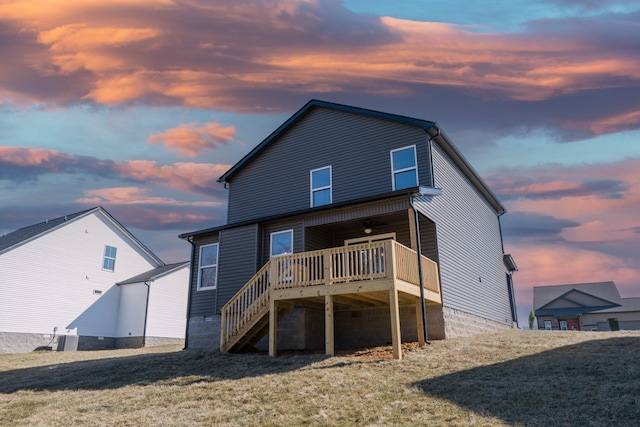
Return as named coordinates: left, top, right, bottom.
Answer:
left=1, top=0, right=639, bottom=326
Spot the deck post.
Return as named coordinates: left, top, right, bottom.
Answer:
left=408, top=208, right=418, bottom=251
left=269, top=298, right=277, bottom=357
left=220, top=308, right=227, bottom=352
left=415, top=297, right=425, bottom=347
left=325, top=294, right=335, bottom=356
left=389, top=287, right=402, bottom=360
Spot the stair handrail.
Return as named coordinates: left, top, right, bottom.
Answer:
left=220, top=260, right=271, bottom=351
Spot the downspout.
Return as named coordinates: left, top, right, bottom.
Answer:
left=408, top=193, right=430, bottom=345
left=182, top=236, right=196, bottom=350
left=142, top=280, right=151, bottom=347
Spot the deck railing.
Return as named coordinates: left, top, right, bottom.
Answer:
left=220, top=261, right=271, bottom=350
left=220, top=240, right=440, bottom=351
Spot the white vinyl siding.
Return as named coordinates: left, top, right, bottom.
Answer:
left=391, top=145, right=418, bottom=190
left=197, top=244, right=218, bottom=290
left=0, top=211, right=159, bottom=338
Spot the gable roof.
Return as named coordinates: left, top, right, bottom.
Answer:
left=533, top=282, right=623, bottom=316
left=217, top=99, right=505, bottom=215
left=0, top=206, right=165, bottom=265
left=0, top=207, right=95, bottom=253
left=117, top=261, right=190, bottom=285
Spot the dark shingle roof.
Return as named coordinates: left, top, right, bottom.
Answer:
left=0, top=208, right=97, bottom=253
left=533, top=281, right=622, bottom=311
left=216, top=99, right=505, bottom=215
left=117, top=262, right=190, bottom=285
left=0, top=206, right=164, bottom=266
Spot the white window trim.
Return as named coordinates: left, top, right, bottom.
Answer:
left=310, top=166, right=332, bottom=207
left=270, top=229, right=294, bottom=258
left=197, top=243, right=219, bottom=291
left=390, top=145, right=419, bottom=191
left=102, top=245, right=117, bottom=272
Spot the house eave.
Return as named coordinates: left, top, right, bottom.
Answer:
left=427, top=126, right=506, bottom=215
left=179, top=188, right=417, bottom=240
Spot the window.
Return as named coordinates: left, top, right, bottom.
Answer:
left=544, top=320, right=552, bottom=330
left=198, top=244, right=218, bottom=290
left=559, top=320, right=568, bottom=331
left=102, top=246, right=117, bottom=271
left=391, top=145, right=418, bottom=190
left=311, top=166, right=332, bottom=207
left=270, top=230, right=293, bottom=257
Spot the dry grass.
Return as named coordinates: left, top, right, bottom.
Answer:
left=1, top=330, right=639, bottom=426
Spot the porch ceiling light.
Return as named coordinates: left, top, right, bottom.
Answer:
left=363, top=219, right=373, bottom=234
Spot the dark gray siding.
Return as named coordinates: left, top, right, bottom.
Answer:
left=415, top=142, right=512, bottom=325
left=227, top=107, right=432, bottom=223
left=216, top=224, right=259, bottom=311
left=190, top=234, right=219, bottom=317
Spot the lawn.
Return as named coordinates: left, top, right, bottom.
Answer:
left=1, top=330, right=639, bottom=426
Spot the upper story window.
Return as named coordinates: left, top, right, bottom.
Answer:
left=310, top=166, right=332, bottom=207
left=102, top=246, right=117, bottom=271
left=271, top=230, right=293, bottom=257
left=198, top=244, right=219, bottom=290
left=391, top=145, right=418, bottom=190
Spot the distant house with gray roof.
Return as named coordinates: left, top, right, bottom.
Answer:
left=533, top=281, right=640, bottom=331
left=0, top=206, right=189, bottom=353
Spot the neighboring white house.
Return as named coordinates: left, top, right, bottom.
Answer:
left=117, top=262, right=190, bottom=347
left=0, top=206, right=189, bottom=353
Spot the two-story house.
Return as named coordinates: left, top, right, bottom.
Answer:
left=0, top=207, right=189, bottom=353
left=180, top=100, right=518, bottom=359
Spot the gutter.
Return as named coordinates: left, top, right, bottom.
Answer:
left=142, top=280, right=151, bottom=347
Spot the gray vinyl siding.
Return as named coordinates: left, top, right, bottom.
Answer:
left=189, top=234, right=219, bottom=317
left=414, top=143, right=512, bottom=325
left=304, top=226, right=334, bottom=251
left=216, top=224, right=259, bottom=311
left=227, top=107, right=432, bottom=224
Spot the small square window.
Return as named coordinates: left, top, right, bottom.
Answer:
left=391, top=146, right=418, bottom=190
left=311, top=166, right=332, bottom=207
left=103, top=246, right=117, bottom=271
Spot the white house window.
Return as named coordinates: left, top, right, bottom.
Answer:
left=311, top=166, right=332, bottom=207
left=102, top=246, right=117, bottom=271
left=391, top=145, right=418, bottom=190
left=271, top=230, right=293, bottom=257
left=198, top=243, right=219, bottom=290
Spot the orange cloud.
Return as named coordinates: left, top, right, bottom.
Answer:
left=36, top=24, right=160, bottom=74
left=509, top=242, right=640, bottom=320
left=114, top=161, right=230, bottom=193
left=0, top=146, right=231, bottom=195
left=0, top=146, right=74, bottom=168
left=148, top=122, right=236, bottom=157
left=503, top=159, right=640, bottom=246
left=76, top=187, right=222, bottom=207
left=1, top=0, right=638, bottom=111
left=580, top=109, right=640, bottom=135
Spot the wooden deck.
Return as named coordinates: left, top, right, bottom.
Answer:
left=220, top=240, right=441, bottom=359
